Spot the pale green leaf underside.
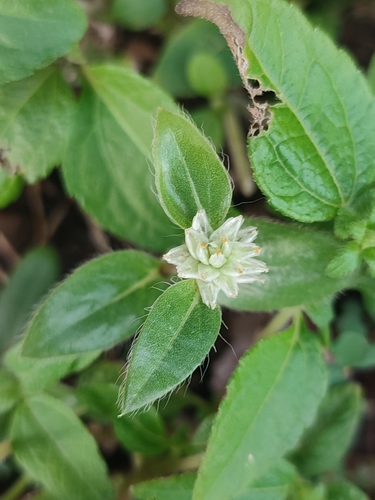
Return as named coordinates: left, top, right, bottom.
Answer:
left=0, top=67, right=76, bottom=182
left=22, top=250, right=162, bottom=357
left=0, top=0, right=87, bottom=85
left=194, top=320, right=327, bottom=500
left=62, top=65, right=181, bottom=252
left=11, top=394, right=114, bottom=500
left=120, top=279, right=221, bottom=414
left=219, top=218, right=355, bottom=311
left=182, top=0, right=375, bottom=222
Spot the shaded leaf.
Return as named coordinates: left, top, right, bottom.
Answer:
left=0, top=67, right=76, bottom=182
left=0, top=247, right=59, bottom=356
left=290, top=383, right=363, bottom=476
left=11, top=394, right=114, bottom=500
left=63, top=65, right=181, bottom=252
left=0, top=0, right=87, bottom=85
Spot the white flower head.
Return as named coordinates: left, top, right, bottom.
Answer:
left=163, top=210, right=268, bottom=309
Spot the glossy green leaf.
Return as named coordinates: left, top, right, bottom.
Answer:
left=112, top=0, right=167, bottom=30
left=153, top=109, right=232, bottom=229
left=0, top=368, right=21, bottom=414
left=11, top=394, right=114, bottom=500
left=153, top=19, right=241, bottom=98
left=219, top=218, right=354, bottom=311
left=115, top=406, right=168, bottom=455
left=193, top=318, right=327, bottom=500
left=290, top=383, right=363, bottom=476
left=0, top=67, right=76, bottom=183
left=62, top=65, right=181, bottom=252
left=132, top=472, right=197, bottom=500
left=120, top=279, right=221, bottom=414
left=0, top=247, right=59, bottom=356
left=326, top=481, right=369, bottom=500
left=0, top=0, right=87, bottom=85
left=0, top=169, right=23, bottom=208
left=22, top=250, right=162, bottom=357
left=187, top=52, right=228, bottom=98
left=177, top=0, right=375, bottom=222
left=5, top=343, right=99, bottom=395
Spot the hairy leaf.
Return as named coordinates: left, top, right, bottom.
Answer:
left=120, top=279, right=221, bottom=414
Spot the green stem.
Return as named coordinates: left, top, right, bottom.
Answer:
left=257, top=307, right=300, bottom=340
left=223, top=107, right=256, bottom=197
left=1, top=475, right=30, bottom=500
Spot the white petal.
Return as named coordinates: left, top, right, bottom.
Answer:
left=163, top=245, right=189, bottom=265
left=210, top=215, right=243, bottom=242
left=237, top=226, right=258, bottom=243
left=185, top=228, right=208, bottom=260
left=177, top=256, right=200, bottom=278
left=195, top=242, right=210, bottom=265
left=192, top=209, right=213, bottom=235
left=209, top=249, right=227, bottom=268
left=237, top=275, right=266, bottom=284
left=197, top=280, right=220, bottom=309
left=198, top=263, right=220, bottom=282
left=214, top=274, right=239, bottom=298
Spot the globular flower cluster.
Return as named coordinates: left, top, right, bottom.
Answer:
left=163, top=210, right=268, bottom=309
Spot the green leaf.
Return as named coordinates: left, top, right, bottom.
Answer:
left=22, top=250, right=161, bottom=357
left=234, top=460, right=297, bottom=500
left=0, top=0, right=87, bottom=85
left=176, top=0, right=375, bottom=222
left=0, top=368, right=21, bottom=415
left=290, top=383, right=363, bottom=476
left=132, top=472, right=197, bottom=500
left=0, top=169, right=23, bottom=208
left=363, top=247, right=375, bottom=278
left=219, top=218, right=354, bottom=311
left=0, top=67, right=76, bottom=183
left=120, top=279, right=221, bottom=414
left=112, top=0, right=167, bottom=30
left=193, top=318, right=327, bottom=500
left=115, top=406, right=168, bottom=456
left=190, top=107, right=224, bottom=149
left=5, top=342, right=99, bottom=395
left=62, top=64, right=181, bottom=252
left=187, top=53, right=228, bottom=98
left=11, top=394, right=114, bottom=500
left=0, top=247, right=59, bottom=356
left=326, top=481, right=369, bottom=500
left=368, top=53, right=375, bottom=96
left=153, top=19, right=241, bottom=98
left=332, top=332, right=369, bottom=367
left=325, top=242, right=361, bottom=278
left=153, top=109, right=232, bottom=229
